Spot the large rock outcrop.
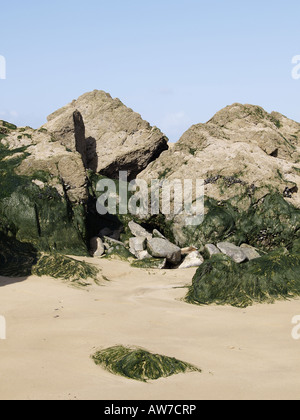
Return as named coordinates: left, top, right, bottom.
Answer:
left=43, top=90, right=169, bottom=180
left=139, top=103, right=300, bottom=207
left=138, top=104, right=300, bottom=247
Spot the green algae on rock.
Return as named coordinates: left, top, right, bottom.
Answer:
left=92, top=346, right=201, bottom=382
left=187, top=249, right=300, bottom=308
left=180, top=193, right=300, bottom=252
left=0, top=139, right=88, bottom=258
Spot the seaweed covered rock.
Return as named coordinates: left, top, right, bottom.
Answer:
left=0, top=122, right=89, bottom=261
left=187, top=249, right=300, bottom=308
left=174, top=193, right=300, bottom=252
left=92, top=346, right=201, bottom=382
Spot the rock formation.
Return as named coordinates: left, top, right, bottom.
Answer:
left=43, top=90, right=169, bottom=180
left=139, top=103, right=300, bottom=206
left=138, top=103, right=300, bottom=247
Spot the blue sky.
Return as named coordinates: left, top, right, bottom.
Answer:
left=0, top=0, right=300, bottom=141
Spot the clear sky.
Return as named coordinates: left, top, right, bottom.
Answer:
left=0, top=0, right=300, bottom=142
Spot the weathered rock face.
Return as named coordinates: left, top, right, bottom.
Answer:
left=139, top=104, right=300, bottom=248
left=43, top=108, right=87, bottom=167
left=44, top=90, right=169, bottom=180
left=140, top=103, right=300, bottom=206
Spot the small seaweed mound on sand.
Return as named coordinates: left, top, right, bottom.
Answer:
left=32, top=254, right=99, bottom=286
left=92, top=346, right=201, bottom=382
left=187, top=249, right=300, bottom=308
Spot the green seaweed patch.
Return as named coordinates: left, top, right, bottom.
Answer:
left=92, top=346, right=201, bottom=382
left=131, top=258, right=166, bottom=270
left=187, top=249, right=300, bottom=308
left=32, top=254, right=100, bottom=286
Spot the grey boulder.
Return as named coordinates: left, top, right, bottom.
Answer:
left=204, top=244, right=222, bottom=258
left=217, top=242, right=248, bottom=264
left=179, top=251, right=204, bottom=269
left=240, top=244, right=261, bottom=260
left=129, top=237, right=147, bottom=256
left=147, top=238, right=182, bottom=265
left=128, top=221, right=152, bottom=240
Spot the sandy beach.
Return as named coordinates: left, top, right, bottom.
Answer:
left=0, top=257, right=300, bottom=400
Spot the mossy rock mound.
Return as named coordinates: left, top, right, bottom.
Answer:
left=92, top=346, right=201, bottom=382
left=187, top=249, right=300, bottom=308
left=182, top=193, right=300, bottom=252
left=32, top=254, right=99, bottom=286
left=0, top=142, right=88, bottom=257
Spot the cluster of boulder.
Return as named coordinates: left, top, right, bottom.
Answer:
left=204, top=243, right=261, bottom=263
left=90, top=220, right=261, bottom=269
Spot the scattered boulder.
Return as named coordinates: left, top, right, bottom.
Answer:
left=179, top=251, right=204, bottom=269
left=90, top=237, right=105, bottom=257
left=135, top=250, right=152, bottom=260
left=217, top=242, right=248, bottom=264
left=147, top=238, right=182, bottom=265
left=129, top=237, right=147, bottom=255
left=181, top=246, right=198, bottom=255
left=128, top=221, right=152, bottom=240
left=204, top=244, right=222, bottom=258
left=240, top=244, right=261, bottom=260
left=153, top=229, right=166, bottom=239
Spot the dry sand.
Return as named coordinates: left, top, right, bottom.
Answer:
left=0, top=257, right=300, bottom=400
